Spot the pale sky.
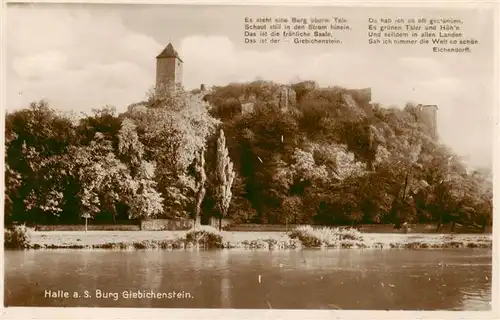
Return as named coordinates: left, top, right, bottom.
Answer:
left=5, top=4, right=495, bottom=169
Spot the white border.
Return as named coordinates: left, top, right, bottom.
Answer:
left=1, top=0, right=499, bottom=319
left=1, top=0, right=500, bottom=6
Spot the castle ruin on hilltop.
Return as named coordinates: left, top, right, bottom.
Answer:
left=154, top=43, right=437, bottom=140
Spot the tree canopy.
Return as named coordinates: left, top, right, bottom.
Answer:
left=5, top=81, right=493, bottom=230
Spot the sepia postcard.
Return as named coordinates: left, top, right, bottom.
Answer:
left=1, top=1, right=499, bottom=319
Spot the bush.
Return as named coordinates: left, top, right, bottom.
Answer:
left=4, top=224, right=31, bottom=249
left=336, top=227, right=364, bottom=241
left=185, top=225, right=224, bottom=248
left=289, top=226, right=322, bottom=247
left=241, top=239, right=268, bottom=249
left=289, top=225, right=364, bottom=248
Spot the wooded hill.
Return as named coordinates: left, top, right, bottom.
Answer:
left=5, top=81, right=493, bottom=230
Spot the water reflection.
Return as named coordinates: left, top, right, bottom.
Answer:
left=219, top=251, right=231, bottom=308
left=4, top=249, right=492, bottom=310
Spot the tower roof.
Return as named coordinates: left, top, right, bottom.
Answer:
left=156, top=43, right=183, bottom=62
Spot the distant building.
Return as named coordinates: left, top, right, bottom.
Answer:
left=416, top=104, right=438, bottom=140
left=155, top=43, right=183, bottom=97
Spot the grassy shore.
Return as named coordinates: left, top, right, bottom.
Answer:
left=14, top=225, right=493, bottom=250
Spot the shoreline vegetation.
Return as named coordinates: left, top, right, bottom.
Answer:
left=6, top=83, right=493, bottom=244
left=5, top=224, right=492, bottom=251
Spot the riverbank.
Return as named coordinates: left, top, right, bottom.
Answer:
left=18, top=227, right=493, bottom=250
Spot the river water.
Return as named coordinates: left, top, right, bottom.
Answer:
left=4, top=249, right=492, bottom=310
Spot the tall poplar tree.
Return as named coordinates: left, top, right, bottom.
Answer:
left=193, top=147, right=207, bottom=226
left=215, top=129, right=235, bottom=230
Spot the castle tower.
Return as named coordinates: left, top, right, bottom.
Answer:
left=279, top=86, right=289, bottom=110
left=416, top=104, right=438, bottom=140
left=155, top=43, right=183, bottom=97
left=359, top=88, right=372, bottom=104
left=279, top=85, right=296, bottom=111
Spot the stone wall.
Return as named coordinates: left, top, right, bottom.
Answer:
left=225, top=223, right=491, bottom=234
left=209, top=216, right=232, bottom=229
left=140, top=219, right=194, bottom=231
left=35, top=224, right=140, bottom=231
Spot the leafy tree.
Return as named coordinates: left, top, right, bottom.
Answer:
left=70, top=134, right=131, bottom=222
left=125, top=87, right=219, bottom=219
left=5, top=101, right=76, bottom=224
left=117, top=119, right=164, bottom=219
left=77, top=106, right=122, bottom=148
left=280, top=196, right=302, bottom=229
